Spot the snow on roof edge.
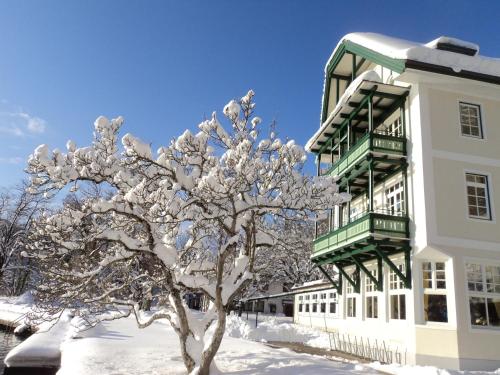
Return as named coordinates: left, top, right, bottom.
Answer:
left=306, top=70, right=381, bottom=152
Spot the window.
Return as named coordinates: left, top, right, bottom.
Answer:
left=320, top=293, right=327, bottom=299
left=305, top=295, right=310, bottom=301
left=320, top=303, right=326, bottom=313
left=385, top=181, right=405, bottom=216
left=329, top=302, right=337, bottom=314
left=312, top=294, right=318, bottom=300
left=347, top=297, right=356, bottom=317
left=269, top=303, right=276, bottom=314
left=422, top=261, right=448, bottom=323
left=299, top=295, right=303, bottom=301
left=305, top=304, right=310, bottom=313
left=387, top=117, right=402, bottom=137
left=389, top=264, right=406, bottom=320
left=459, top=102, right=483, bottom=138
left=381, top=117, right=402, bottom=137
left=329, top=292, right=337, bottom=299
left=312, top=303, right=317, bottom=313
left=299, top=304, right=303, bottom=313
left=365, top=269, right=378, bottom=319
left=466, top=173, right=491, bottom=220
left=466, top=263, right=500, bottom=328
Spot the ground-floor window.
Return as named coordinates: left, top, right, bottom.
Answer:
left=312, top=303, right=317, bottom=313
left=366, top=296, right=378, bottom=319
left=389, top=263, right=407, bottom=320
left=269, top=303, right=276, bottom=314
left=423, top=294, right=448, bottom=322
left=390, top=294, right=406, bottom=320
left=305, top=304, right=310, bottom=313
left=422, top=261, right=448, bottom=323
left=329, top=302, right=336, bottom=314
left=347, top=297, right=356, bottom=317
left=320, top=302, right=326, bottom=313
left=467, top=262, right=500, bottom=328
left=298, top=304, right=303, bottom=313
left=365, top=269, right=378, bottom=319
left=254, top=301, right=264, bottom=313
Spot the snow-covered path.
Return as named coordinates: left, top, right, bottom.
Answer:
left=57, top=316, right=375, bottom=375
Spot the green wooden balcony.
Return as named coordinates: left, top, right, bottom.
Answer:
left=323, top=131, right=406, bottom=178
left=312, top=211, right=409, bottom=265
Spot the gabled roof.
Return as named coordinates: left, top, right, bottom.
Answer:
left=327, top=32, right=500, bottom=81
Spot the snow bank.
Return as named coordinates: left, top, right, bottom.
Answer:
left=0, top=292, right=33, bottom=327
left=4, top=313, right=74, bottom=368
left=225, top=314, right=332, bottom=349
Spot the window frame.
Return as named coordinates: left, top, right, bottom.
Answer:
left=458, top=101, right=484, bottom=140
left=465, top=260, right=500, bottom=330
left=389, top=262, right=407, bottom=320
left=464, top=172, right=493, bottom=221
left=365, top=269, right=379, bottom=319
left=422, top=261, right=449, bottom=324
left=385, top=181, right=405, bottom=216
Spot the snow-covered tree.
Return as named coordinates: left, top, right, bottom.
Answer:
left=26, top=91, right=348, bottom=374
left=0, top=182, right=45, bottom=295
left=249, top=218, right=323, bottom=294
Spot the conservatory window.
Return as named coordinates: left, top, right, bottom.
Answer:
left=422, top=261, right=448, bottom=323
left=386, top=181, right=405, bottom=216
left=466, top=263, right=500, bottom=328
left=466, top=173, right=491, bottom=220
left=347, top=297, right=356, bottom=317
left=389, top=263, right=406, bottom=320
left=365, top=269, right=378, bottom=319
left=459, top=102, right=483, bottom=138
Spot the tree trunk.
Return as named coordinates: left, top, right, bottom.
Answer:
left=197, top=308, right=227, bottom=375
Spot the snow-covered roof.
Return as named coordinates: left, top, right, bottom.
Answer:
left=328, top=33, right=500, bottom=77
left=291, top=279, right=336, bottom=292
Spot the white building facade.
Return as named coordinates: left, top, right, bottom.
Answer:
left=297, top=33, right=500, bottom=371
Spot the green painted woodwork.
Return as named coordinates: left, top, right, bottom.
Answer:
left=312, top=212, right=409, bottom=258
left=324, top=132, right=406, bottom=177
left=322, top=40, right=406, bottom=122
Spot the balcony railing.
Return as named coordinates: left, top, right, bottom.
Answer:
left=313, top=210, right=409, bottom=259
left=322, top=131, right=406, bottom=178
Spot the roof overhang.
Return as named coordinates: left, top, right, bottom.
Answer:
left=307, top=80, right=409, bottom=154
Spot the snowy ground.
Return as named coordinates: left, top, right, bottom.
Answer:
left=58, top=315, right=374, bottom=375
left=2, top=302, right=500, bottom=374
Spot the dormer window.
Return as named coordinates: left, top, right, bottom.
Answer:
left=459, top=102, right=483, bottom=139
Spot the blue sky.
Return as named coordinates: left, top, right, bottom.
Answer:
left=1, top=0, right=499, bottom=188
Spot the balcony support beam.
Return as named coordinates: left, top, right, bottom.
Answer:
left=374, top=246, right=411, bottom=289
left=350, top=255, right=383, bottom=291
left=336, top=263, right=360, bottom=293
left=316, top=264, right=341, bottom=293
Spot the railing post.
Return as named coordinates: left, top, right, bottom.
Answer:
left=403, top=165, right=409, bottom=217
left=347, top=119, right=351, bottom=151
left=368, top=158, right=374, bottom=212
left=347, top=179, right=351, bottom=224
left=368, top=94, right=373, bottom=132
